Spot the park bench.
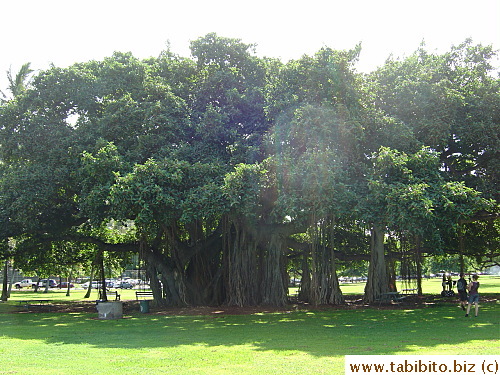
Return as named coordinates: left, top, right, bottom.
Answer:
left=401, top=288, right=418, bottom=295
left=136, top=291, right=154, bottom=300
left=18, top=299, right=52, bottom=311
left=98, top=290, right=120, bottom=301
left=375, top=292, right=407, bottom=306
left=288, top=289, right=300, bottom=303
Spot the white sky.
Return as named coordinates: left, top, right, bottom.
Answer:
left=1, top=0, right=499, bottom=90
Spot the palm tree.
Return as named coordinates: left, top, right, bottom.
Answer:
left=0, top=62, right=33, bottom=100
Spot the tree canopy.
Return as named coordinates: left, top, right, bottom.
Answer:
left=0, top=34, right=498, bottom=305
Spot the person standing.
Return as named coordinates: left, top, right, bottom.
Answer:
left=456, top=273, right=468, bottom=311
left=447, top=274, right=454, bottom=291
left=441, top=274, right=447, bottom=292
left=465, top=274, right=480, bottom=317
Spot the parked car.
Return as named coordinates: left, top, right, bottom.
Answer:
left=114, top=281, right=133, bottom=289
left=81, top=281, right=102, bottom=289
left=59, top=281, right=74, bottom=288
left=39, top=279, right=58, bottom=288
left=14, top=279, right=37, bottom=289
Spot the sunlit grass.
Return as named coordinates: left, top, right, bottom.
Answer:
left=4, top=275, right=499, bottom=302
left=0, top=276, right=498, bottom=374
left=0, top=298, right=498, bottom=374
left=5, top=288, right=134, bottom=302
left=292, top=275, right=500, bottom=296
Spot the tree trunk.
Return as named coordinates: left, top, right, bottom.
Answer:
left=298, top=250, right=311, bottom=303
left=260, top=234, right=287, bottom=306
left=387, top=257, right=397, bottom=292
left=224, top=222, right=259, bottom=306
left=146, top=261, right=167, bottom=307
left=308, top=218, right=344, bottom=306
left=459, top=225, right=465, bottom=274
left=7, top=263, right=15, bottom=298
left=415, top=236, right=423, bottom=296
left=309, top=239, right=320, bottom=305
left=144, top=249, right=187, bottom=307
left=66, top=270, right=73, bottom=297
left=1, top=260, right=8, bottom=301
left=325, top=246, right=345, bottom=305
left=163, top=268, right=186, bottom=306
left=83, top=264, right=95, bottom=299
left=34, top=276, right=41, bottom=293
left=184, top=244, right=224, bottom=306
left=43, top=277, right=50, bottom=293
left=311, top=245, right=344, bottom=305
left=99, top=253, right=107, bottom=301
left=364, top=224, right=389, bottom=303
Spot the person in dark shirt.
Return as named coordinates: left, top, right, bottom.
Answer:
left=456, top=273, right=468, bottom=311
left=465, top=274, right=480, bottom=317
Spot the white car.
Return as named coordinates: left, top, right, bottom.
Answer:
left=14, top=279, right=37, bottom=289
left=81, top=281, right=102, bottom=289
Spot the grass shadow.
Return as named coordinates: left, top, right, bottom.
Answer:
left=0, top=300, right=498, bottom=357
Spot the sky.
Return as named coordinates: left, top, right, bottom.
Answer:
left=1, top=0, right=499, bottom=90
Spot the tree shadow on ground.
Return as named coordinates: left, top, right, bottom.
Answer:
left=0, top=296, right=498, bottom=357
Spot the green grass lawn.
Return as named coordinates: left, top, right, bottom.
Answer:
left=0, top=277, right=498, bottom=375
left=297, top=275, right=500, bottom=296
left=4, top=275, right=499, bottom=303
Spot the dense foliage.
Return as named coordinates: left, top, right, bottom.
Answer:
left=0, top=34, right=498, bottom=305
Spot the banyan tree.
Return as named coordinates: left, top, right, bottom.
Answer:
left=0, top=35, right=497, bottom=306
